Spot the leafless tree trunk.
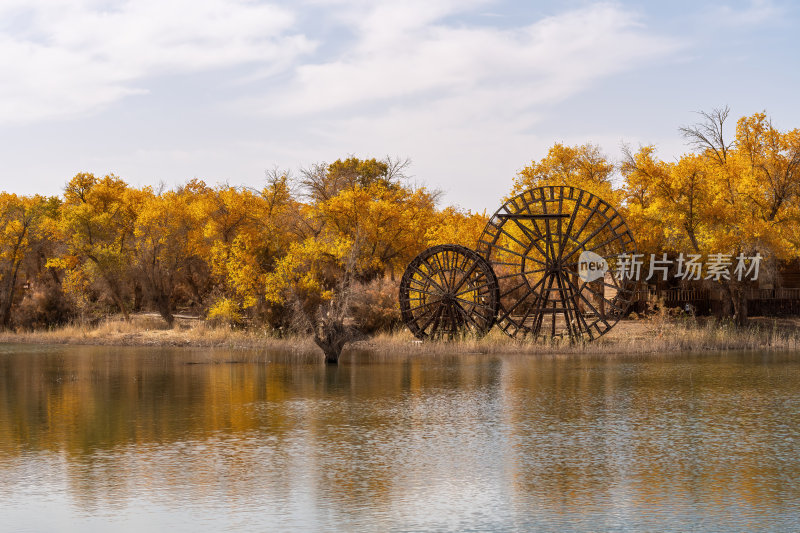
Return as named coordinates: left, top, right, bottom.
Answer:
left=313, top=301, right=358, bottom=364
left=312, top=245, right=366, bottom=364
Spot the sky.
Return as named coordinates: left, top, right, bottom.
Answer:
left=0, top=0, right=798, bottom=212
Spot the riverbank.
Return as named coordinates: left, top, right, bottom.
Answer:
left=2, top=314, right=800, bottom=355
left=0, top=315, right=318, bottom=353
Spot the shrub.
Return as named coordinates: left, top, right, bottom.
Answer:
left=12, top=284, right=74, bottom=330
left=349, top=277, right=401, bottom=334
left=206, top=297, right=243, bottom=327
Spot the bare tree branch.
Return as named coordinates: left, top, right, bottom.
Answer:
left=679, top=106, right=734, bottom=164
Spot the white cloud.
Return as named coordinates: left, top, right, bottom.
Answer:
left=707, top=0, right=782, bottom=27
left=0, top=0, right=314, bottom=123
left=260, top=2, right=680, bottom=121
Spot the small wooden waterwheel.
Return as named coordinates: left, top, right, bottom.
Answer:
left=398, top=244, right=500, bottom=340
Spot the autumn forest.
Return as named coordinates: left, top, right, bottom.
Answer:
left=1, top=109, right=799, bottom=334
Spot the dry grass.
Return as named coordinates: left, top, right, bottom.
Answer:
left=0, top=314, right=317, bottom=354
left=353, top=316, right=800, bottom=355
left=1, top=313, right=799, bottom=357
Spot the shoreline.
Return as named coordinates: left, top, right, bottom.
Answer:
left=1, top=315, right=800, bottom=356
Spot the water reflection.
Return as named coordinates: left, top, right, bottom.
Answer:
left=0, top=345, right=798, bottom=531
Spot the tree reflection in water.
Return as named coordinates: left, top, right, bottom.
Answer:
left=0, top=345, right=798, bottom=531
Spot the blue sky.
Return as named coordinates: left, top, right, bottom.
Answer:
left=1, top=0, right=798, bottom=212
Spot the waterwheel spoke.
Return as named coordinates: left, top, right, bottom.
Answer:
left=454, top=277, right=496, bottom=298
left=454, top=296, right=495, bottom=312
left=453, top=301, right=484, bottom=331
left=562, top=213, right=623, bottom=263
left=403, top=279, right=444, bottom=295
left=452, top=260, right=481, bottom=293
left=430, top=252, right=450, bottom=291
left=558, top=271, right=591, bottom=336
left=414, top=259, right=448, bottom=293
left=559, top=199, right=608, bottom=260
left=494, top=267, right=546, bottom=281
left=558, top=189, right=584, bottom=258
left=560, top=265, right=632, bottom=308
left=497, top=274, right=548, bottom=323
left=559, top=270, right=613, bottom=328
left=405, top=298, right=443, bottom=314
left=504, top=216, right=549, bottom=263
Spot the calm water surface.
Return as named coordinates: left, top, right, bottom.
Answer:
left=0, top=345, right=798, bottom=532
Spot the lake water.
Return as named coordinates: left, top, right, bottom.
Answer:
left=0, top=344, right=798, bottom=532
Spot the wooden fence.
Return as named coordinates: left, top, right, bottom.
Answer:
left=629, top=284, right=800, bottom=316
